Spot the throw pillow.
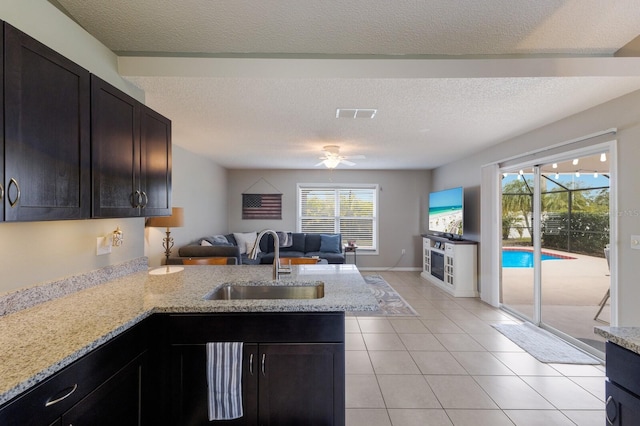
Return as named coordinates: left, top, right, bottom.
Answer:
left=319, top=234, right=341, bottom=253
left=202, top=235, right=232, bottom=246
left=233, top=232, right=258, bottom=255
left=211, top=235, right=229, bottom=244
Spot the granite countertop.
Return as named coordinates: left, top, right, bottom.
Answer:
left=0, top=264, right=377, bottom=406
left=595, top=326, right=640, bottom=355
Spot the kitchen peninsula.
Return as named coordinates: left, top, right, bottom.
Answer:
left=0, top=261, right=377, bottom=425
left=595, top=326, right=640, bottom=425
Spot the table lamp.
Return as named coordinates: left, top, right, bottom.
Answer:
left=146, top=207, right=184, bottom=274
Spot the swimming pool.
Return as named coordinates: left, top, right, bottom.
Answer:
left=502, top=249, right=573, bottom=268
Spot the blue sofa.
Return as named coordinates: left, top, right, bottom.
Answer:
left=170, top=232, right=345, bottom=265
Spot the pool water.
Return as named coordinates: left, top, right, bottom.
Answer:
left=502, top=250, right=567, bottom=268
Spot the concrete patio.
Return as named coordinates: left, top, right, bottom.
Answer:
left=501, top=248, right=610, bottom=353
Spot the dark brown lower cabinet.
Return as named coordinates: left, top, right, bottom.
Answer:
left=167, top=312, right=345, bottom=426
left=171, top=342, right=342, bottom=426
left=171, top=343, right=258, bottom=425
left=259, top=343, right=340, bottom=426
left=60, top=353, right=146, bottom=426
left=605, top=342, right=640, bottom=425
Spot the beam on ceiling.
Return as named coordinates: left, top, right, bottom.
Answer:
left=118, top=56, right=640, bottom=79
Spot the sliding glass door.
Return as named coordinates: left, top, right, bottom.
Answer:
left=501, top=150, right=611, bottom=354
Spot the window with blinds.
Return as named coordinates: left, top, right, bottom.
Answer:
left=298, top=185, right=378, bottom=250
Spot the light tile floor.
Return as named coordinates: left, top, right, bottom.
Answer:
left=345, top=271, right=605, bottom=426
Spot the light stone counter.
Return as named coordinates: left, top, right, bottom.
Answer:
left=595, top=326, right=640, bottom=355
left=0, top=263, right=377, bottom=406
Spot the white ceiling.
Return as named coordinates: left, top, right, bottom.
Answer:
left=53, top=0, right=640, bottom=170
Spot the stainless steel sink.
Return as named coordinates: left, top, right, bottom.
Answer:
left=204, top=282, right=325, bottom=300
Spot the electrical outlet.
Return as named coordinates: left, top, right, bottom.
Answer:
left=401, top=249, right=406, bottom=255
left=96, top=236, right=112, bottom=255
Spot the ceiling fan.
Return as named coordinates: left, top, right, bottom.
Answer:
left=315, top=145, right=365, bottom=169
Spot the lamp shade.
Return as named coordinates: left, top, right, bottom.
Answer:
left=146, top=207, right=184, bottom=228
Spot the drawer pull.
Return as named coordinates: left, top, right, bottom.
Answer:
left=261, top=353, right=266, bottom=376
left=249, top=353, right=254, bottom=376
left=45, top=384, right=78, bottom=407
left=605, top=395, right=617, bottom=425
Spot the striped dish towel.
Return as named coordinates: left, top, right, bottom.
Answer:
left=206, top=342, right=244, bottom=420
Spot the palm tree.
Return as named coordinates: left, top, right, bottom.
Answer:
left=502, top=178, right=533, bottom=242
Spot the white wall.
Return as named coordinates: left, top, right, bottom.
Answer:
left=433, top=88, right=640, bottom=325
left=145, top=146, right=228, bottom=267
left=0, top=2, right=229, bottom=291
left=227, top=169, right=431, bottom=270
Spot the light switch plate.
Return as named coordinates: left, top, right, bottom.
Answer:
left=96, top=236, right=112, bottom=255
left=632, top=235, right=640, bottom=250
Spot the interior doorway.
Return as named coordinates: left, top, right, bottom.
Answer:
left=500, top=149, right=612, bottom=356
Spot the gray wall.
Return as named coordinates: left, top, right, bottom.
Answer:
left=227, top=169, right=431, bottom=270
left=433, top=88, right=640, bottom=325
left=145, top=146, right=229, bottom=267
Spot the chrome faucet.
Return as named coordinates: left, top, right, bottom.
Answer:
left=249, top=230, right=280, bottom=280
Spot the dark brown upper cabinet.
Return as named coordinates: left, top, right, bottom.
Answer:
left=91, top=76, right=171, bottom=218
left=139, top=104, right=172, bottom=217
left=0, top=22, right=4, bottom=221
left=3, top=23, right=91, bottom=221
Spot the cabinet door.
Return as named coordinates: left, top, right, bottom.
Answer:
left=170, top=344, right=258, bottom=426
left=91, top=75, right=141, bottom=218
left=606, top=380, right=640, bottom=425
left=4, top=23, right=90, bottom=221
left=140, top=104, right=171, bottom=216
left=61, top=354, right=146, bottom=426
left=259, top=343, right=344, bottom=426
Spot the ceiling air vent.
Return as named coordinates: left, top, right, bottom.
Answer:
left=336, top=108, right=377, bottom=119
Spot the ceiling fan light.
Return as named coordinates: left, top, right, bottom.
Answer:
left=324, top=157, right=341, bottom=169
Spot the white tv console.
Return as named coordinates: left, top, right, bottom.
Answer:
left=420, top=235, right=478, bottom=297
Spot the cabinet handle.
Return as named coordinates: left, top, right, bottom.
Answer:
left=249, top=353, right=254, bottom=376
left=141, top=191, right=148, bottom=208
left=605, top=395, right=617, bottom=425
left=0, top=183, right=3, bottom=201
left=132, top=190, right=142, bottom=207
left=261, top=353, right=266, bottom=376
left=45, top=383, right=77, bottom=407
left=8, top=178, right=20, bottom=207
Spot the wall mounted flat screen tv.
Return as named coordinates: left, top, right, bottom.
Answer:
left=428, top=186, right=464, bottom=239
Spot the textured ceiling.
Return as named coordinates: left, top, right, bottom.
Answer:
left=53, top=0, right=640, bottom=169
